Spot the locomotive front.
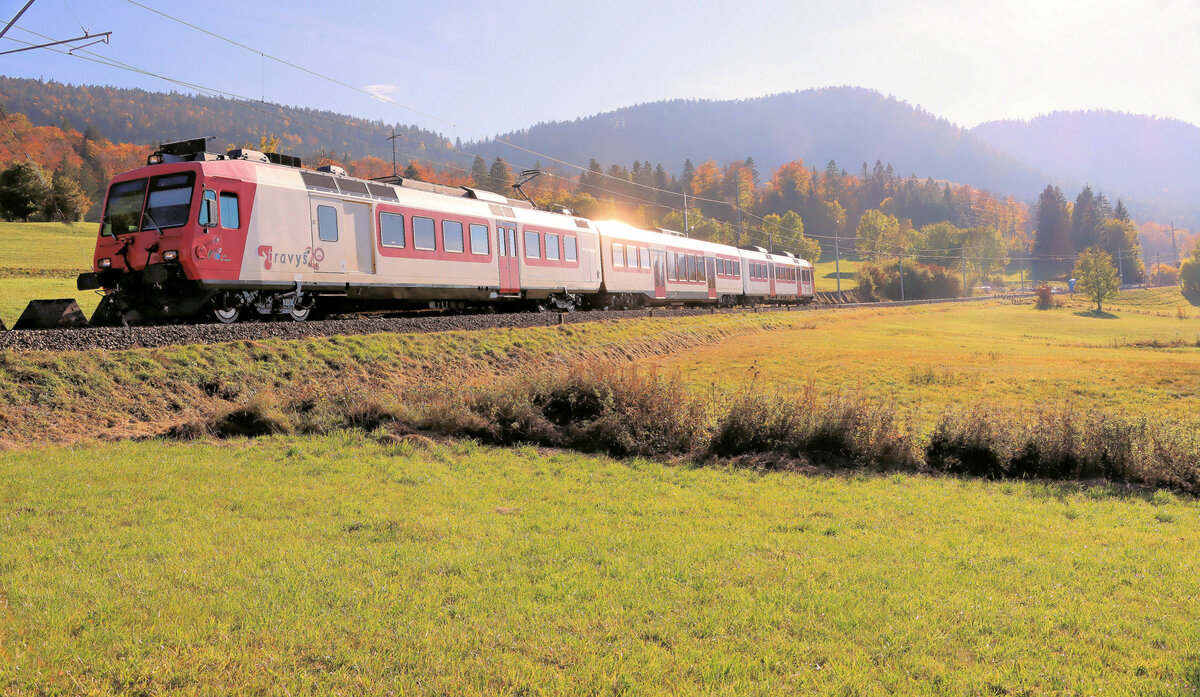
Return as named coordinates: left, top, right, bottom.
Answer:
left=77, top=138, right=253, bottom=324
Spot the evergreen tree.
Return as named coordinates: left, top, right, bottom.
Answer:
left=470, top=155, right=489, bottom=190
left=402, top=163, right=421, bottom=181
left=488, top=157, right=512, bottom=194
left=1071, top=185, right=1101, bottom=251
left=1114, top=199, right=1130, bottom=222
left=1033, top=185, right=1071, bottom=278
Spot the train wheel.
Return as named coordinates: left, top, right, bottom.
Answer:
left=212, top=305, right=240, bottom=324
left=287, top=305, right=312, bottom=322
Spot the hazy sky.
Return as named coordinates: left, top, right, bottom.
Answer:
left=3, top=0, right=1197, bottom=139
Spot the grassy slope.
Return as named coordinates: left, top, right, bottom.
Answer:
left=0, top=311, right=798, bottom=446
left=651, top=293, right=1200, bottom=428
left=0, top=222, right=100, bottom=325
left=2, top=436, right=1197, bottom=695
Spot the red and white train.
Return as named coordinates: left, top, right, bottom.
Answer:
left=78, top=139, right=815, bottom=324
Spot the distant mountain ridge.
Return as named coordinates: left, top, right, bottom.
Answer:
left=971, top=111, right=1200, bottom=226
left=2, top=76, right=1198, bottom=228
left=468, top=88, right=1050, bottom=199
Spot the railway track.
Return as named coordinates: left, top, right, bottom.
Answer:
left=0, top=294, right=1029, bottom=353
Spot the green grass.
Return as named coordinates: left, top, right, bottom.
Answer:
left=0, top=222, right=99, bottom=326
left=2, top=435, right=1197, bottom=695
left=651, top=293, right=1200, bottom=427
left=0, top=221, right=96, bottom=274
left=812, top=257, right=861, bottom=292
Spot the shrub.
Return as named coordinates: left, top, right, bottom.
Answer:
left=1035, top=284, right=1054, bottom=309
left=854, top=261, right=962, bottom=301
left=465, top=363, right=704, bottom=457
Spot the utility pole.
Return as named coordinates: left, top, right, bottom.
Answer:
left=387, top=129, right=401, bottom=178
left=961, top=246, right=967, bottom=297
left=682, top=191, right=689, bottom=238
left=734, top=179, right=743, bottom=246
left=1117, top=249, right=1123, bottom=289
left=1156, top=253, right=1161, bottom=286
left=899, top=249, right=905, bottom=301
left=1171, top=222, right=1178, bottom=266
left=834, top=230, right=842, bottom=294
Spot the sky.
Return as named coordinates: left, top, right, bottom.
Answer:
left=2, top=0, right=1198, bottom=140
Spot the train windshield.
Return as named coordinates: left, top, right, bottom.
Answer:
left=101, top=178, right=147, bottom=236
left=100, top=172, right=196, bottom=236
left=143, top=173, right=195, bottom=230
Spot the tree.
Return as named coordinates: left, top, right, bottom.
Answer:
left=1114, top=199, right=1130, bottom=222
left=487, top=157, right=511, bottom=194
left=1032, top=185, right=1071, bottom=278
left=1073, top=246, right=1120, bottom=313
left=1180, top=245, right=1200, bottom=295
left=856, top=208, right=903, bottom=258
left=1094, top=218, right=1143, bottom=283
left=0, top=163, right=51, bottom=221
left=470, top=155, right=489, bottom=190
left=43, top=172, right=89, bottom=221
left=402, top=162, right=422, bottom=181
left=1071, top=185, right=1102, bottom=251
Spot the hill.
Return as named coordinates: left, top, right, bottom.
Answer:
left=972, top=110, right=1200, bottom=227
left=0, top=75, right=458, bottom=166
left=467, top=87, right=1050, bottom=198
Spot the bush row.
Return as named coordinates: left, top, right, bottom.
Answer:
left=170, top=363, right=1200, bottom=495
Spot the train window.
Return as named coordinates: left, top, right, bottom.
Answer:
left=613, top=244, right=625, bottom=267
left=443, top=220, right=464, bottom=253
left=380, top=212, right=405, bottom=248
left=639, top=247, right=650, bottom=269
left=564, top=235, right=577, bottom=262
left=198, top=189, right=217, bottom=227
left=698, top=257, right=706, bottom=282
left=219, top=193, right=240, bottom=229
left=734, top=261, right=741, bottom=276
left=525, top=230, right=541, bottom=259
left=497, top=227, right=506, bottom=256
left=687, top=255, right=697, bottom=282
left=317, top=205, right=338, bottom=242
left=469, top=224, right=489, bottom=255
left=144, top=172, right=196, bottom=230
left=413, top=216, right=436, bottom=250
left=101, top=178, right=147, bottom=236
left=546, top=233, right=560, bottom=261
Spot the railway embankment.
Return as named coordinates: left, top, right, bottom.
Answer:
left=0, top=292, right=1030, bottom=352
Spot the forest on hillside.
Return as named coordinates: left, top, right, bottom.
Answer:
left=1, top=76, right=1194, bottom=286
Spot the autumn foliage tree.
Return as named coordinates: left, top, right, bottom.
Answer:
left=1073, top=246, right=1120, bottom=313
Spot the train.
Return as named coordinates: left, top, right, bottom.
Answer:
left=77, top=139, right=814, bottom=324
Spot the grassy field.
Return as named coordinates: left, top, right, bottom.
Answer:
left=2, top=221, right=1200, bottom=693
left=651, top=290, right=1200, bottom=428
left=2, top=435, right=1197, bottom=695
left=0, top=222, right=99, bottom=326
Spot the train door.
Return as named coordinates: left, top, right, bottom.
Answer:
left=768, top=263, right=776, bottom=298
left=497, top=221, right=519, bottom=294
left=653, top=251, right=667, bottom=299
left=309, top=197, right=371, bottom=274
left=705, top=258, right=717, bottom=299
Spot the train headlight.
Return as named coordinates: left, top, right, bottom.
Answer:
left=98, top=257, right=112, bottom=268
left=147, top=153, right=163, bottom=165
left=162, top=250, right=178, bottom=262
